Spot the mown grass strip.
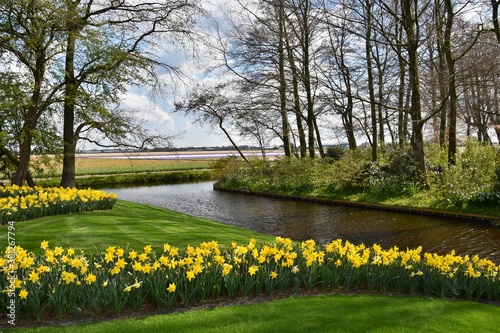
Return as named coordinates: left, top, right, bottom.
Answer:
left=4, top=294, right=499, bottom=333
left=3, top=200, right=273, bottom=253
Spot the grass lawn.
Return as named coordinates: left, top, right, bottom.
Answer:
left=3, top=294, right=499, bottom=332
left=1, top=200, right=499, bottom=332
left=2, top=200, right=274, bottom=253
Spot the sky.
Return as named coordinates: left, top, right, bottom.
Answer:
left=117, top=57, right=232, bottom=149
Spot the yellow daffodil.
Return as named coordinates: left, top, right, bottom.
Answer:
left=132, top=262, right=143, bottom=272
left=222, top=263, right=233, bottom=276
left=110, top=267, right=121, bottom=275
left=163, top=243, right=171, bottom=252
left=104, top=252, right=114, bottom=263
left=124, top=280, right=141, bottom=292
left=19, top=289, right=29, bottom=299
left=37, top=265, right=50, bottom=274
left=186, top=270, right=196, bottom=281
left=116, top=248, right=124, bottom=257
left=248, top=265, right=259, bottom=276
left=61, top=271, right=77, bottom=284
left=67, top=247, right=75, bottom=256
left=54, top=247, right=64, bottom=256
left=28, top=272, right=40, bottom=283
left=115, top=258, right=126, bottom=269
left=85, top=274, right=96, bottom=285
left=128, top=250, right=138, bottom=260
left=142, top=264, right=152, bottom=274
left=167, top=283, right=176, bottom=293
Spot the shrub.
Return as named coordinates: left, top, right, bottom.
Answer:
left=434, top=139, right=499, bottom=208
left=325, top=145, right=346, bottom=161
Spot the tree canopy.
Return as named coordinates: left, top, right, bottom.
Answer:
left=0, top=0, right=200, bottom=186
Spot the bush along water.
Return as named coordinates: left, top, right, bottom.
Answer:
left=215, top=140, right=500, bottom=215
left=1, top=238, right=498, bottom=323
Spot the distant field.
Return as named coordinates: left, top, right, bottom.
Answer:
left=74, top=158, right=212, bottom=176
left=32, top=153, right=215, bottom=178
left=34, top=149, right=279, bottom=178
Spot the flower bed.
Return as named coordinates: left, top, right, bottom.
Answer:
left=1, top=237, right=499, bottom=322
left=0, top=186, right=117, bottom=224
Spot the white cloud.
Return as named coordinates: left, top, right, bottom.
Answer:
left=182, top=121, right=195, bottom=133
left=119, top=91, right=175, bottom=131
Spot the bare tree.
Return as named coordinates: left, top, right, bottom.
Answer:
left=458, top=31, right=500, bottom=143
left=319, top=0, right=359, bottom=150
left=175, top=83, right=249, bottom=161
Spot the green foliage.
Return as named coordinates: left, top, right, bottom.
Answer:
left=269, top=158, right=316, bottom=194
left=325, top=145, right=346, bottom=160
left=432, top=140, right=499, bottom=208
left=215, top=141, right=500, bottom=213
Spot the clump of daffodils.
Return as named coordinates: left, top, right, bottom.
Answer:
left=1, top=237, right=499, bottom=322
left=0, top=185, right=117, bottom=224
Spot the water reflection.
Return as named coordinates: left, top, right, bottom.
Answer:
left=102, top=181, right=500, bottom=263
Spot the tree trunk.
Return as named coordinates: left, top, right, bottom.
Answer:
left=60, top=24, right=79, bottom=188
left=12, top=82, right=41, bottom=186
left=344, top=72, right=357, bottom=150
left=60, top=0, right=85, bottom=188
left=492, top=0, right=500, bottom=44
left=278, top=0, right=292, bottom=158
left=284, top=25, right=307, bottom=157
left=443, top=0, right=457, bottom=165
left=11, top=129, right=33, bottom=186
left=397, top=28, right=407, bottom=146
left=402, top=0, right=426, bottom=177
left=365, top=0, right=377, bottom=161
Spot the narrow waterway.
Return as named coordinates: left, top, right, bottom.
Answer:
left=102, top=181, right=500, bottom=263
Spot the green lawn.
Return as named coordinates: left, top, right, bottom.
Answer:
left=3, top=294, right=499, bottom=332
left=3, top=200, right=274, bottom=253
left=1, top=201, right=499, bottom=332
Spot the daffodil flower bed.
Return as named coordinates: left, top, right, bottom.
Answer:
left=0, top=185, right=117, bottom=224
left=1, top=237, right=499, bottom=322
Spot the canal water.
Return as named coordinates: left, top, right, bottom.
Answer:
left=102, top=181, right=500, bottom=263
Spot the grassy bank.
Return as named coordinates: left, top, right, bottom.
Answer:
left=214, top=142, right=500, bottom=219
left=37, top=170, right=214, bottom=188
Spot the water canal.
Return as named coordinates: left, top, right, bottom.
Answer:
left=102, top=181, right=500, bottom=264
